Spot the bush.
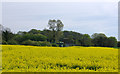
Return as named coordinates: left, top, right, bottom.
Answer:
left=22, top=40, right=38, bottom=46
left=52, top=43, right=59, bottom=47
left=22, top=40, right=51, bottom=46
left=14, top=34, right=47, bottom=44
left=31, top=34, right=47, bottom=41
left=7, top=40, right=18, bottom=45
left=38, top=41, right=51, bottom=46
left=2, top=40, right=8, bottom=45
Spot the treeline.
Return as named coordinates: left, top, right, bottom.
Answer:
left=1, top=18, right=119, bottom=47
left=1, top=28, right=119, bottom=47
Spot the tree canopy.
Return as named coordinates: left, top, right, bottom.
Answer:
left=1, top=20, right=118, bottom=47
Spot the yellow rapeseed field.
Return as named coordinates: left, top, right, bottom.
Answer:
left=2, top=45, right=118, bottom=72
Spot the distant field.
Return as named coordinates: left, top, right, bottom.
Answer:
left=2, top=45, right=118, bottom=72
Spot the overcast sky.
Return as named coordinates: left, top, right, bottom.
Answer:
left=2, top=2, right=118, bottom=39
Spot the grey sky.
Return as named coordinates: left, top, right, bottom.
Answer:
left=2, top=2, right=118, bottom=39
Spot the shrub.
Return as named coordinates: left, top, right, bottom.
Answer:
left=22, top=40, right=51, bottom=46
left=52, top=43, right=59, bottom=47
left=7, top=40, right=18, bottom=45
left=38, top=41, right=51, bottom=46
left=21, top=40, right=38, bottom=46
left=2, top=40, right=8, bottom=45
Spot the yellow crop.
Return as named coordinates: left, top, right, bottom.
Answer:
left=2, top=45, right=118, bottom=72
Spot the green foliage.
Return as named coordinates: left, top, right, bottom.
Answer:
left=21, top=40, right=38, bottom=46
left=61, top=31, right=83, bottom=45
left=28, top=29, right=41, bottom=34
left=117, top=41, right=120, bottom=47
left=30, top=34, right=47, bottom=41
left=91, top=33, right=106, bottom=39
left=41, top=29, right=53, bottom=42
left=81, top=34, right=92, bottom=46
left=52, top=43, right=59, bottom=47
left=7, top=40, right=18, bottom=45
left=22, top=40, right=51, bottom=46
left=2, top=40, right=8, bottom=45
left=91, top=33, right=117, bottom=47
left=1, top=24, right=118, bottom=47
left=38, top=41, right=52, bottom=46
left=14, top=33, right=47, bottom=44
left=107, top=37, right=117, bottom=47
left=48, top=19, right=64, bottom=43
left=2, top=30, right=14, bottom=42
left=92, top=33, right=107, bottom=47
left=13, top=35, right=24, bottom=44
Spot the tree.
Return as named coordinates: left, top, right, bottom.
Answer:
left=30, top=34, right=47, bottom=41
left=14, top=33, right=47, bottom=44
left=107, top=37, right=117, bottom=47
left=117, top=41, right=120, bottom=47
left=2, top=26, right=14, bottom=43
left=48, top=19, right=64, bottom=43
left=91, top=33, right=107, bottom=47
left=17, top=31, right=27, bottom=35
left=81, top=34, right=92, bottom=46
left=28, top=29, right=41, bottom=34
left=91, top=33, right=106, bottom=39
left=41, top=29, right=53, bottom=42
left=61, top=31, right=83, bottom=46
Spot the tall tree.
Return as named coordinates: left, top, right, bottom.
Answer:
left=48, top=19, right=64, bottom=43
